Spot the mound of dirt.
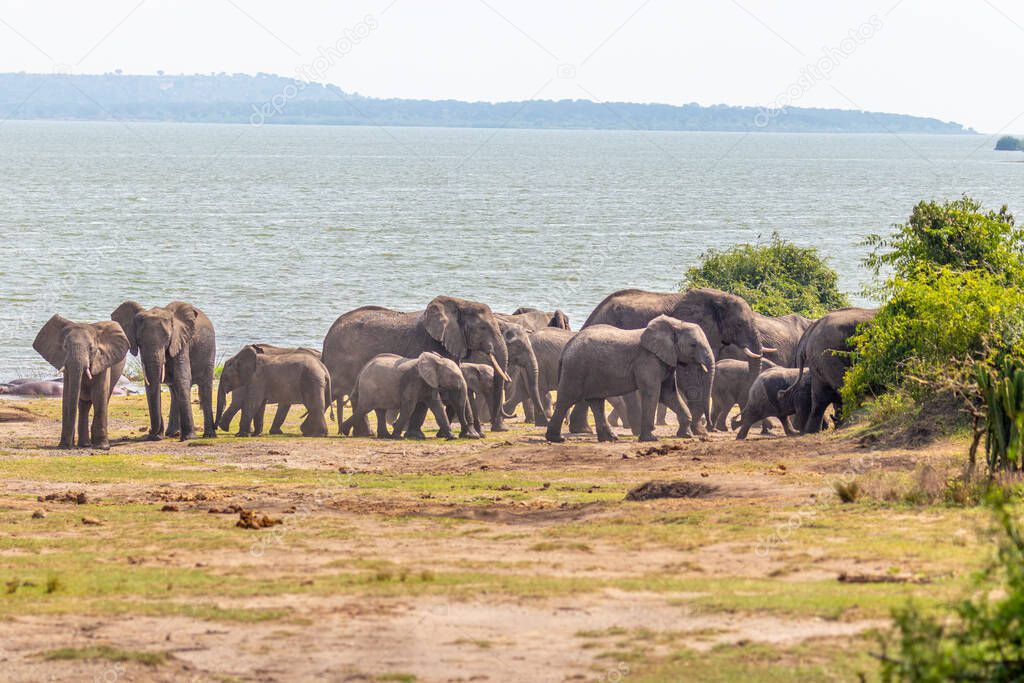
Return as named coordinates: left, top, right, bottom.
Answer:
left=236, top=510, right=282, bottom=529
left=625, top=480, right=720, bottom=501
left=858, top=394, right=964, bottom=449
left=37, top=491, right=88, bottom=504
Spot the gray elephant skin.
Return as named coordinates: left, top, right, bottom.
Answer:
left=460, top=362, right=495, bottom=431
left=216, top=345, right=332, bottom=437
left=574, top=288, right=770, bottom=434
left=497, top=308, right=571, bottom=332
left=496, top=320, right=548, bottom=426
left=340, top=352, right=479, bottom=440
left=710, top=358, right=777, bottom=431
left=734, top=367, right=810, bottom=440
left=503, top=327, right=575, bottom=421
left=546, top=315, right=713, bottom=443
left=783, top=307, right=878, bottom=433
left=216, top=344, right=323, bottom=433
left=322, top=296, right=510, bottom=436
left=32, top=314, right=130, bottom=449
left=719, top=312, right=814, bottom=367
left=112, top=301, right=217, bottom=441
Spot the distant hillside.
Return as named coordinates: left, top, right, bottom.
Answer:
left=0, top=72, right=973, bottom=134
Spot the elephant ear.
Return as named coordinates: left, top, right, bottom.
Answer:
left=640, top=316, right=678, bottom=367
left=422, top=297, right=467, bottom=360
left=236, top=345, right=261, bottom=379
left=33, top=314, right=73, bottom=370
left=89, top=321, right=130, bottom=375
left=549, top=310, right=570, bottom=330
left=416, top=353, right=442, bottom=389
left=111, top=301, right=144, bottom=356
left=169, top=304, right=199, bottom=358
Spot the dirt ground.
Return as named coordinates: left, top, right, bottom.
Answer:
left=0, top=395, right=988, bottom=682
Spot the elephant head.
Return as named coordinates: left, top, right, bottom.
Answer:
left=215, top=345, right=262, bottom=427
left=681, top=289, right=772, bottom=381
left=33, top=315, right=130, bottom=447
left=416, top=352, right=476, bottom=436
left=422, top=296, right=510, bottom=430
left=112, top=301, right=199, bottom=437
left=498, top=320, right=549, bottom=424
left=641, top=315, right=716, bottom=428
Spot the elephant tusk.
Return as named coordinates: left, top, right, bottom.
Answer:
left=743, top=347, right=762, bottom=360
left=699, top=363, right=709, bottom=374
left=160, top=367, right=165, bottom=384
left=85, top=367, right=92, bottom=380
left=58, top=366, right=65, bottom=374
left=760, top=346, right=779, bottom=354
left=143, top=371, right=149, bottom=386
left=489, top=353, right=512, bottom=383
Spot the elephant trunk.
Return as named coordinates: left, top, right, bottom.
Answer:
left=215, top=380, right=228, bottom=428
left=520, top=347, right=548, bottom=426
left=142, top=354, right=165, bottom=438
left=487, top=339, right=509, bottom=432
left=60, top=358, right=86, bottom=447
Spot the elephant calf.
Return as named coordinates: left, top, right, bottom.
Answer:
left=711, top=358, right=776, bottom=432
left=340, top=352, right=479, bottom=440
left=216, top=345, right=333, bottom=437
left=733, top=367, right=810, bottom=440
left=217, top=345, right=324, bottom=434
left=460, top=362, right=495, bottom=432
left=545, top=315, right=713, bottom=443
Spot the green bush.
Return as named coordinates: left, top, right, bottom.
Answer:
left=846, top=198, right=1024, bottom=413
left=879, top=491, right=1024, bottom=682
left=843, top=267, right=1024, bottom=405
left=682, top=233, right=849, bottom=316
left=864, top=197, right=1024, bottom=285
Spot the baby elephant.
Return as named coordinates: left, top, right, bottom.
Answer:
left=711, top=358, right=776, bottom=432
left=546, top=315, right=714, bottom=443
left=460, top=362, right=495, bottom=432
left=340, top=352, right=479, bottom=440
left=216, top=345, right=323, bottom=434
left=217, top=345, right=333, bottom=437
left=734, top=367, right=810, bottom=440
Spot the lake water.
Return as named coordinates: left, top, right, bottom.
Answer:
left=2, top=120, right=1022, bottom=379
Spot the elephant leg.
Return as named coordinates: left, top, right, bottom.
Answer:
left=90, top=373, right=111, bottom=449
left=167, top=389, right=180, bottom=438
left=607, top=396, right=629, bottom=429
left=340, top=406, right=371, bottom=437
left=402, top=402, right=428, bottom=439
left=374, top=409, right=391, bottom=439
left=831, top=396, right=845, bottom=428
left=622, top=392, right=642, bottom=436
left=198, top=374, right=216, bottom=438
left=589, top=399, right=617, bottom=442
left=607, top=402, right=621, bottom=427
left=270, top=403, right=290, bottom=435
left=660, top=380, right=693, bottom=438
left=545, top=397, right=574, bottom=443
left=759, top=419, right=772, bottom=435
left=429, top=396, right=456, bottom=439
left=735, top=417, right=753, bottom=440
left=781, top=416, right=798, bottom=436
left=655, top=402, right=668, bottom=426
left=77, top=400, right=92, bottom=448
left=804, top=379, right=833, bottom=434
left=173, top=358, right=195, bottom=441
left=568, top=402, right=592, bottom=434
left=638, top=388, right=659, bottom=442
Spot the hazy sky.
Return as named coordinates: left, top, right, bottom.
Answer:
left=2, top=0, right=1022, bottom=132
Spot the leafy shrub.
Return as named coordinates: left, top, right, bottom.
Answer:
left=879, top=491, right=1024, bottom=682
left=683, top=232, right=849, bottom=316
left=863, top=197, right=1024, bottom=284
left=976, top=356, right=1024, bottom=472
left=995, top=135, right=1024, bottom=152
left=843, top=267, right=1024, bottom=405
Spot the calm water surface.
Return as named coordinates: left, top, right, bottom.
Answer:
left=2, top=121, right=1022, bottom=378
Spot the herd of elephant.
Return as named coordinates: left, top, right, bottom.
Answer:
left=28, top=289, right=876, bottom=450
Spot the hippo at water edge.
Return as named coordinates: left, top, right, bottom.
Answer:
left=0, top=380, right=64, bottom=397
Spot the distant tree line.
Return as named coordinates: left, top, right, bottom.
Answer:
left=0, top=72, right=973, bottom=134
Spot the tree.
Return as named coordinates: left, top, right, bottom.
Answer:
left=682, top=233, right=849, bottom=317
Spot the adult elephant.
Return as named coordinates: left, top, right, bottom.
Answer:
left=502, top=327, right=575, bottom=421
left=574, top=288, right=771, bottom=434
left=497, top=320, right=548, bottom=426
left=497, top=308, right=571, bottom=332
left=112, top=301, right=217, bottom=441
left=322, top=296, right=510, bottom=436
left=719, top=312, right=815, bottom=367
left=32, top=315, right=130, bottom=449
left=782, top=307, right=877, bottom=434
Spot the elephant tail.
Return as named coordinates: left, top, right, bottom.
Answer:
left=325, top=375, right=335, bottom=421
